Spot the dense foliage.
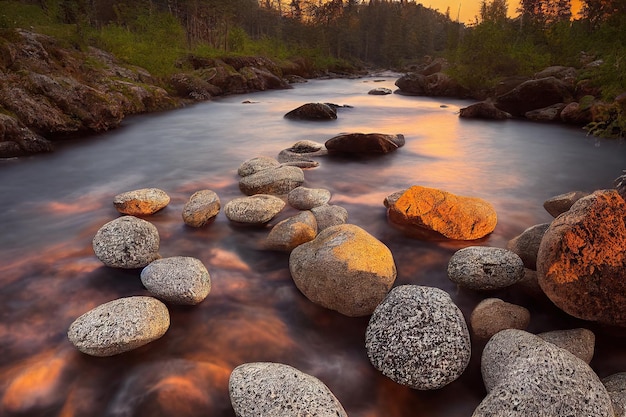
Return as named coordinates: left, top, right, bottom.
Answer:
left=0, top=0, right=624, bottom=136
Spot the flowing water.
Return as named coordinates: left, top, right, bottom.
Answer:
left=1, top=73, right=625, bottom=417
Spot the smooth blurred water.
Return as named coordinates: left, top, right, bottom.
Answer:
left=1, top=74, right=625, bottom=417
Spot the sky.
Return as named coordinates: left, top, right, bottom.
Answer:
left=423, top=0, right=584, bottom=24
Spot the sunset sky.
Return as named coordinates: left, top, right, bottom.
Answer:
left=423, top=0, right=584, bottom=23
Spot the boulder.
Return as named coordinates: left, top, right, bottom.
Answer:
left=506, top=223, right=551, bottom=270
left=238, top=165, right=304, bottom=196
left=447, top=246, right=525, bottom=290
left=325, top=133, right=405, bottom=154
left=475, top=329, right=613, bottom=417
left=92, top=216, right=160, bottom=269
left=237, top=156, right=281, bottom=177
left=264, top=211, right=317, bottom=252
left=495, top=75, right=531, bottom=96
left=310, top=204, right=348, bottom=230
left=495, top=77, right=574, bottom=117
left=386, top=186, right=497, bottom=240
left=67, top=296, right=170, bottom=356
left=284, top=103, right=337, bottom=120
left=602, top=373, right=626, bottom=417
left=182, top=190, right=221, bottom=227
left=140, top=256, right=211, bottom=305
left=288, top=186, right=331, bottom=210
left=289, top=224, right=396, bottom=317
left=538, top=328, right=595, bottom=364
left=368, top=87, right=392, bottom=95
left=524, top=103, right=567, bottom=122
left=560, top=101, right=594, bottom=125
left=169, top=72, right=220, bottom=100
left=366, top=285, right=471, bottom=390
left=470, top=298, right=530, bottom=341
left=395, top=72, right=466, bottom=97
left=113, top=188, right=170, bottom=216
left=229, top=362, right=347, bottom=417
left=537, top=190, right=626, bottom=327
left=459, top=101, right=512, bottom=120
left=0, top=113, right=53, bottom=158
left=224, top=194, right=285, bottom=225
left=543, top=190, right=589, bottom=217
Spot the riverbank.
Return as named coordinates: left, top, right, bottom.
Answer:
left=0, top=27, right=367, bottom=158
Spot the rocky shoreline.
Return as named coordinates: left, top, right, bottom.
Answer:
left=63, top=125, right=626, bottom=415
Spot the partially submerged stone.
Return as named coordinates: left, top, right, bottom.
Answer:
left=182, top=189, right=221, bottom=227
left=92, top=216, right=160, bottom=269
left=284, top=103, right=337, bottom=120
left=67, top=296, right=170, bottom=356
left=310, top=204, right=348, bottom=230
left=229, top=362, right=347, bottom=417
left=325, top=133, right=405, bottom=154
left=224, top=194, right=285, bottom=225
left=447, top=246, right=525, bottom=290
left=238, top=165, right=304, bottom=196
left=288, top=186, right=331, bottom=210
left=506, top=223, right=550, bottom=270
left=140, top=256, right=211, bottom=305
left=264, top=211, right=317, bottom=252
left=366, top=285, right=471, bottom=390
left=387, top=186, right=497, bottom=240
left=543, top=190, right=589, bottom=217
left=113, top=188, right=170, bottom=216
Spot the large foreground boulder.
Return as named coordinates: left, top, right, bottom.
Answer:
left=386, top=186, right=497, bottom=240
left=92, top=216, right=160, bottom=268
left=289, top=224, right=396, bottom=317
left=474, top=329, right=613, bottom=416
left=366, top=285, right=471, bottom=390
left=229, top=362, right=347, bottom=417
left=537, top=189, right=626, bottom=327
left=325, top=133, right=405, bottom=154
left=67, top=296, right=170, bottom=356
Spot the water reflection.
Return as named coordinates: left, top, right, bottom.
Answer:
left=1, top=75, right=625, bottom=416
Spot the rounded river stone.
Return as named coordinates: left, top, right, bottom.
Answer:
left=113, top=188, right=170, bottom=216
left=140, top=256, right=211, bottom=305
left=447, top=246, right=525, bottom=290
left=92, top=216, right=160, bottom=269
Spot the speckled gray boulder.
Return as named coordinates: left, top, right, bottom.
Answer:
left=67, top=296, right=170, bottom=356
left=310, top=204, right=348, bottom=230
left=470, top=298, right=530, bottom=340
left=543, top=190, right=589, bottom=217
left=92, top=216, right=160, bottom=269
left=447, top=246, right=525, bottom=290
left=113, top=188, right=170, bottom=216
left=474, top=329, right=614, bottom=416
left=229, top=362, right=347, bottom=417
left=237, top=156, right=281, bottom=177
left=182, top=190, right=221, bottom=227
left=506, top=223, right=550, bottom=270
left=538, top=328, right=595, bottom=364
left=140, top=256, right=211, bottom=305
left=289, top=224, right=396, bottom=317
left=602, top=373, right=626, bottom=417
left=288, top=186, right=331, bottom=210
left=239, top=165, right=304, bottom=196
left=224, top=194, right=285, bottom=225
left=366, top=285, right=471, bottom=390
left=265, top=211, right=317, bottom=252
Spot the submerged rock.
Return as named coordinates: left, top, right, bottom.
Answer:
left=67, top=296, right=170, bottom=356
left=366, top=285, right=471, bottom=390
left=229, top=362, right=347, bottom=417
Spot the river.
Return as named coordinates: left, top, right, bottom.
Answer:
left=1, top=73, right=625, bottom=416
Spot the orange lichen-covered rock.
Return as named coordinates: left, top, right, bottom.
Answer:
left=386, top=186, right=497, bottom=240
left=537, top=189, right=626, bottom=327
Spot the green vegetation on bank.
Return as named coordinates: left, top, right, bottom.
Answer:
left=1, top=0, right=625, bottom=137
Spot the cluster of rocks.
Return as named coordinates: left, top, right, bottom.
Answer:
left=395, top=58, right=626, bottom=132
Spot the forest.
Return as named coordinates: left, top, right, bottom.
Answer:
left=1, top=0, right=625, bottom=135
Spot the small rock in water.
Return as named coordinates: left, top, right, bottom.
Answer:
left=310, top=204, right=348, bottom=230
left=229, top=362, right=348, bottom=417
left=237, top=156, right=281, bottom=177
left=265, top=211, right=317, bottom=252
left=113, top=188, right=170, bottom=216
left=506, top=223, right=550, bottom=270
left=141, top=256, right=211, bottom=305
left=182, top=189, right=221, bottom=227
left=368, top=87, right=392, bottom=95
left=470, top=298, right=530, bottom=340
left=288, top=186, right=331, bottom=210
left=92, top=216, right=160, bottom=269
left=284, top=103, right=337, bottom=120
left=238, top=165, right=304, bottom=196
left=325, top=132, right=405, bottom=154
left=224, top=194, right=285, bottom=225
left=543, top=190, right=589, bottom=217
left=447, top=246, right=525, bottom=290
left=67, top=296, right=170, bottom=356
left=366, top=285, right=471, bottom=390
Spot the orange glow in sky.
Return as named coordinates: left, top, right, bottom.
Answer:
left=425, top=0, right=584, bottom=23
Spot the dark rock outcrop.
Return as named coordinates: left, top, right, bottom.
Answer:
left=459, top=101, right=512, bottom=120
left=284, top=103, right=338, bottom=120
left=325, top=133, right=405, bottom=154
left=495, top=77, right=574, bottom=117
